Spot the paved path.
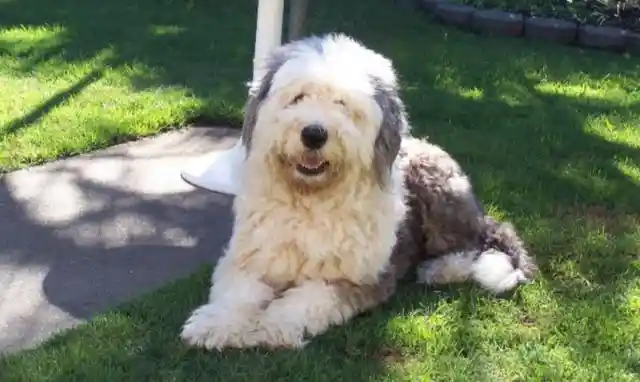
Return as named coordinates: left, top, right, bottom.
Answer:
left=0, top=126, right=238, bottom=354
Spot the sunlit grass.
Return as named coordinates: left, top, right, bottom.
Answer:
left=1, top=0, right=639, bottom=380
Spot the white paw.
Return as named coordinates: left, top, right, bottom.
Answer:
left=180, top=303, right=257, bottom=350
left=471, top=249, right=532, bottom=294
left=483, top=269, right=530, bottom=294
left=250, top=316, right=308, bottom=349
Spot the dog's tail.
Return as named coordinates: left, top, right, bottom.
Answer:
left=416, top=217, right=538, bottom=294
left=481, top=216, right=538, bottom=280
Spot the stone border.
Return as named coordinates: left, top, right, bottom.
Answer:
left=410, top=0, right=639, bottom=55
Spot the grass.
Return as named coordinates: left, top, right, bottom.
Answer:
left=1, top=0, right=640, bottom=380
left=0, top=0, right=254, bottom=172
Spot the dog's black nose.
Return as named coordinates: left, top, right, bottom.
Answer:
left=300, top=124, right=328, bottom=149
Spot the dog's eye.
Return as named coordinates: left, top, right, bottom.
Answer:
left=291, top=93, right=306, bottom=104
left=335, top=99, right=346, bottom=107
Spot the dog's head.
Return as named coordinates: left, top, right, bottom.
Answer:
left=242, top=34, right=409, bottom=192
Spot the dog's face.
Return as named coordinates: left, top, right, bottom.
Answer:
left=252, top=78, right=383, bottom=191
left=242, top=34, right=409, bottom=192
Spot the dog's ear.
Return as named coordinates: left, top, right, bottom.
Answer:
left=371, top=76, right=409, bottom=189
left=240, top=65, right=278, bottom=152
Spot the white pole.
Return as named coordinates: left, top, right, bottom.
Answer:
left=180, top=0, right=285, bottom=195
left=252, top=0, right=284, bottom=85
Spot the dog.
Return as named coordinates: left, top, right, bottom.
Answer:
left=179, top=33, right=537, bottom=351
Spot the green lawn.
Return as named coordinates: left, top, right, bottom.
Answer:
left=0, top=0, right=253, bottom=171
left=1, top=0, right=640, bottom=381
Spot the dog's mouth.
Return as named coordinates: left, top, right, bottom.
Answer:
left=296, top=162, right=328, bottom=176
left=295, top=151, right=329, bottom=176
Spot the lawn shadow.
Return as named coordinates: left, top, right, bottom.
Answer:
left=2, top=68, right=104, bottom=134
left=366, top=28, right=640, bottom=377
left=0, top=0, right=639, bottom=378
left=1, top=267, right=497, bottom=382
left=0, top=0, right=259, bottom=121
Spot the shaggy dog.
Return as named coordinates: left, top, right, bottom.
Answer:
left=180, top=34, right=537, bottom=351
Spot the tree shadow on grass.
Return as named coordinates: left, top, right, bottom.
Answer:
left=396, top=73, right=640, bottom=378
left=2, top=270, right=634, bottom=381
left=0, top=0, right=258, bottom=121
left=0, top=0, right=637, bottom=125
left=0, top=266, right=496, bottom=382
left=2, top=68, right=103, bottom=135
left=0, top=99, right=637, bottom=379
left=0, top=0, right=639, bottom=379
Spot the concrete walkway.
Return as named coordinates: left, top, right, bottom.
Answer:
left=0, top=126, right=239, bottom=354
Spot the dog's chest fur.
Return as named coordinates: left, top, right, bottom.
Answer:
left=230, top=185, right=405, bottom=288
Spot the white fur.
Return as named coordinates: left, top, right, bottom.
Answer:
left=471, top=249, right=528, bottom=294
left=180, top=255, right=275, bottom=349
left=181, top=34, right=407, bottom=350
left=416, top=249, right=528, bottom=294
left=269, top=35, right=396, bottom=98
left=447, top=176, right=472, bottom=196
left=249, top=280, right=349, bottom=348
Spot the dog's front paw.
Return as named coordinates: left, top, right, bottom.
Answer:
left=250, top=317, right=308, bottom=349
left=180, top=303, right=256, bottom=350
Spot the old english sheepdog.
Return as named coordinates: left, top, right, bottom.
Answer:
left=180, top=33, right=537, bottom=351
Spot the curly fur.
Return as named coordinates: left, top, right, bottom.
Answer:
left=180, top=33, right=410, bottom=350
left=180, top=33, right=538, bottom=351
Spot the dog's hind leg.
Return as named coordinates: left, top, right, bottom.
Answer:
left=416, top=249, right=531, bottom=294
left=415, top=250, right=476, bottom=286
left=482, top=217, right=538, bottom=281
left=399, top=137, right=538, bottom=294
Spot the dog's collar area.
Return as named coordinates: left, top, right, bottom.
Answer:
left=296, top=162, right=328, bottom=176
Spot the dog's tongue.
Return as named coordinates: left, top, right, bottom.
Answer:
left=300, top=151, right=323, bottom=169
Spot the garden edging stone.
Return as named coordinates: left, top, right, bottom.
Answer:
left=627, top=32, right=640, bottom=54
left=578, top=25, right=629, bottom=51
left=524, top=17, right=577, bottom=45
left=420, top=0, right=443, bottom=11
left=434, top=2, right=475, bottom=28
left=471, top=9, right=524, bottom=37
left=406, top=0, right=638, bottom=56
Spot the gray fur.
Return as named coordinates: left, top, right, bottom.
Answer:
left=389, top=137, right=538, bottom=293
left=371, top=76, right=410, bottom=189
left=240, top=57, right=282, bottom=151
left=327, top=135, right=540, bottom=324
left=328, top=135, right=539, bottom=322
